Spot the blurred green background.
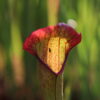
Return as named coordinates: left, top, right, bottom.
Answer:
left=0, top=0, right=100, bottom=100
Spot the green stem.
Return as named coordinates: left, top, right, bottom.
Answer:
left=38, top=62, right=63, bottom=100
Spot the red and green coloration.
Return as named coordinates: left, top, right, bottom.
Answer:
left=23, top=23, right=81, bottom=100
left=23, top=23, right=81, bottom=74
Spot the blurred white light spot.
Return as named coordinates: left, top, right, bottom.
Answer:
left=67, top=19, right=77, bottom=29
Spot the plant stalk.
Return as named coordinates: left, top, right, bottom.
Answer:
left=38, top=62, right=63, bottom=100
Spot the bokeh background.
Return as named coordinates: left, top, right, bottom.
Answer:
left=0, top=0, right=100, bottom=100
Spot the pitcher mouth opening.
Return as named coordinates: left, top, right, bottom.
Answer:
left=23, top=23, right=81, bottom=75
